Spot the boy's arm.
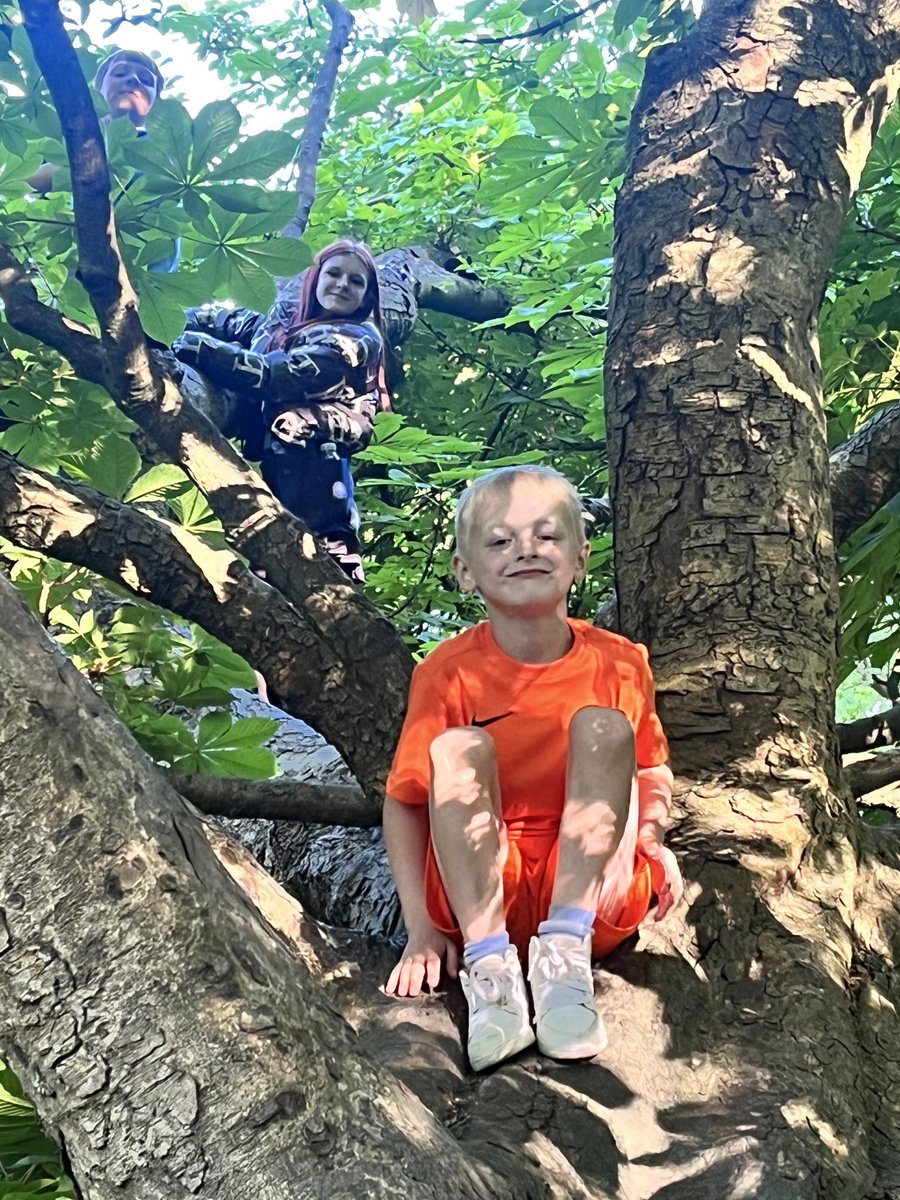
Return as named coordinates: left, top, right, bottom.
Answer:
left=382, top=795, right=459, bottom=997
left=636, top=764, right=684, bottom=919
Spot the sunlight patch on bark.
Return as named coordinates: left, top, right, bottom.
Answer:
left=119, top=557, right=144, bottom=593
left=706, top=236, right=756, bottom=303
left=167, top=522, right=247, bottom=603
left=781, top=1100, right=851, bottom=1158
left=738, top=340, right=818, bottom=414
left=658, top=232, right=754, bottom=304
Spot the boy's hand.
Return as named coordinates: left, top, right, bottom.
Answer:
left=384, top=925, right=459, bottom=998
left=638, top=808, right=684, bottom=920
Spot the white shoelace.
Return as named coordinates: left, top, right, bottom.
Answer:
left=468, top=962, right=517, bottom=1009
left=530, top=940, right=593, bottom=1006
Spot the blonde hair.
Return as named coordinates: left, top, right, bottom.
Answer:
left=454, top=465, right=587, bottom=554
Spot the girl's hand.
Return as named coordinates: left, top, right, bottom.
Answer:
left=384, top=924, right=459, bottom=998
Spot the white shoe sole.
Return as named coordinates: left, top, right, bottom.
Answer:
left=469, top=1024, right=536, bottom=1072
left=535, top=1012, right=608, bottom=1060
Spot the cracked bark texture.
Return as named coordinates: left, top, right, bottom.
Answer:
left=0, top=575, right=501, bottom=1200
left=605, top=0, right=900, bottom=1195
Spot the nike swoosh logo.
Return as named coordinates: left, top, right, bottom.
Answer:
left=472, top=712, right=513, bottom=728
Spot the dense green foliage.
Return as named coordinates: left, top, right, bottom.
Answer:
left=0, top=1061, right=74, bottom=1198
left=822, top=103, right=900, bottom=684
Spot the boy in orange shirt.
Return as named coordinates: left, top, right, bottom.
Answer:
left=383, top=466, right=682, bottom=1071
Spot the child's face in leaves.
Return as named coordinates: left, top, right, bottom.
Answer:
left=98, top=57, right=160, bottom=124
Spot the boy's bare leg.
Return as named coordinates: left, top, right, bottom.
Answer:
left=428, top=726, right=507, bottom=943
left=529, top=706, right=635, bottom=1061
left=429, top=727, right=534, bottom=1071
left=552, top=705, right=637, bottom=920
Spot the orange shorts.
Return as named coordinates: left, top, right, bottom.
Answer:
left=424, top=819, right=666, bottom=960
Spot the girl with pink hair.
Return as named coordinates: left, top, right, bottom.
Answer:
left=174, top=238, right=389, bottom=582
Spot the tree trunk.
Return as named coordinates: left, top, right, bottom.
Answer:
left=606, top=0, right=900, bottom=1194
left=0, top=572, right=508, bottom=1199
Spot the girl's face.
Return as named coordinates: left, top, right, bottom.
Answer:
left=314, top=253, right=370, bottom=317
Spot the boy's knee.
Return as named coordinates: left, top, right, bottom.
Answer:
left=569, top=706, right=634, bottom=755
left=430, top=725, right=496, bottom=770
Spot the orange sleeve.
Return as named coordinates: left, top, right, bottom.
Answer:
left=386, top=657, right=454, bottom=806
left=633, top=643, right=669, bottom=769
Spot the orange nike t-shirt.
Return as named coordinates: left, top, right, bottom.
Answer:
left=386, top=619, right=670, bottom=957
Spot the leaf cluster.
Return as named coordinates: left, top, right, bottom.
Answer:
left=0, top=1061, right=74, bottom=1200
left=822, top=106, right=900, bottom=683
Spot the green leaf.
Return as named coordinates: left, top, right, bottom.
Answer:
left=199, top=182, right=292, bottom=215
left=180, top=744, right=278, bottom=779
left=175, top=714, right=279, bottom=778
left=231, top=237, right=312, bottom=276
left=61, top=434, right=141, bottom=500
left=613, top=0, right=648, bottom=35
left=142, top=98, right=194, bottom=178
left=494, top=134, right=555, bottom=163
left=167, top=486, right=221, bottom=535
left=134, top=271, right=200, bottom=345
left=207, top=129, right=296, bottom=182
left=190, top=100, right=242, bottom=174
left=124, top=463, right=188, bottom=503
left=529, top=96, right=586, bottom=144
left=198, top=710, right=233, bottom=744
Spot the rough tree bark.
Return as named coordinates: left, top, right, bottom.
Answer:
left=830, top=397, right=900, bottom=546
left=605, top=0, right=900, bottom=1195
left=0, top=574, right=506, bottom=1200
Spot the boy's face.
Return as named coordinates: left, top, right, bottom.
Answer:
left=453, top=478, right=590, bottom=618
left=98, top=55, right=160, bottom=126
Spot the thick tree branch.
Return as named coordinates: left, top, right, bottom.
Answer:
left=18, top=4, right=341, bottom=601
left=0, top=242, right=106, bottom=383
left=18, top=3, right=414, bottom=796
left=282, top=0, right=354, bottom=240
left=0, top=450, right=407, bottom=794
left=376, top=246, right=512, bottom=342
left=839, top=703, right=900, bottom=754
left=830, top=399, right=900, bottom=546
left=0, top=572, right=496, bottom=1199
left=20, top=0, right=154, bottom=387
left=169, top=771, right=375, bottom=826
left=844, top=747, right=900, bottom=799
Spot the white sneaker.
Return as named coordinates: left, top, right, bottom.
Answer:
left=459, top=946, right=536, bottom=1072
left=528, top=933, right=607, bottom=1060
